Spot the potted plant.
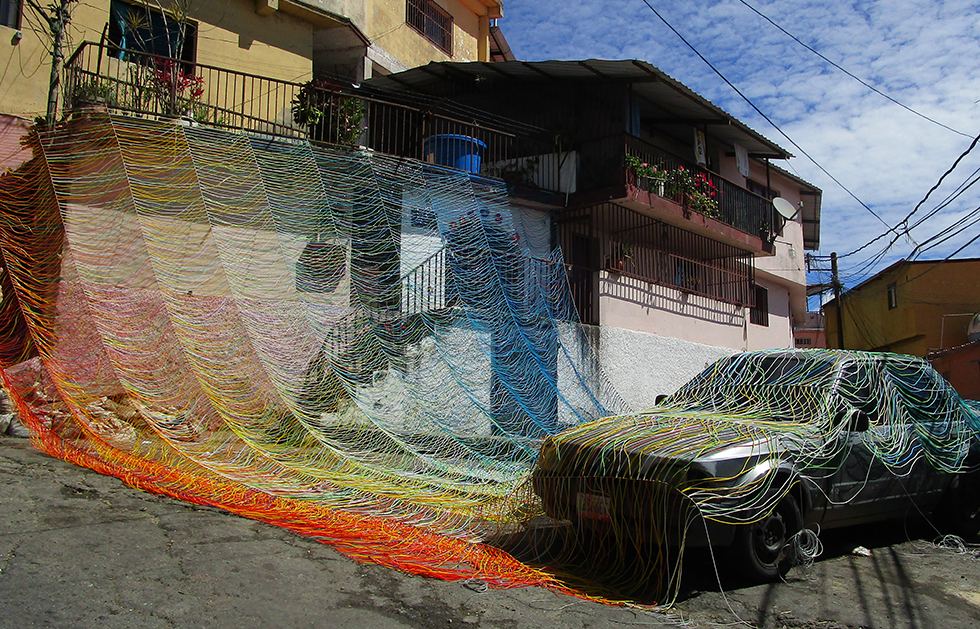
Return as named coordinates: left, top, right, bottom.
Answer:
left=759, top=220, right=776, bottom=253
left=606, top=240, right=634, bottom=273
left=292, top=80, right=366, bottom=146
left=70, top=77, right=117, bottom=108
left=625, top=154, right=667, bottom=195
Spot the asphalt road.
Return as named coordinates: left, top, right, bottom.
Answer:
left=1, top=437, right=978, bottom=629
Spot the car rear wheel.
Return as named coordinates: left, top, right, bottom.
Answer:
left=728, top=493, right=802, bottom=582
left=940, top=472, right=980, bottom=539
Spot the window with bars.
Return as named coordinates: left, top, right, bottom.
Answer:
left=406, top=0, right=453, bottom=55
left=108, top=0, right=197, bottom=65
left=0, top=0, right=21, bottom=29
left=887, top=282, right=898, bottom=309
left=750, top=284, right=769, bottom=326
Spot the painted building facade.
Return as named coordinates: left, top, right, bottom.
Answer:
left=0, top=0, right=502, bottom=122
left=0, top=0, right=320, bottom=121
left=824, top=258, right=980, bottom=357
left=794, top=311, right=827, bottom=349
left=928, top=340, right=980, bottom=400
left=363, top=60, right=822, bottom=407
left=288, top=0, right=503, bottom=80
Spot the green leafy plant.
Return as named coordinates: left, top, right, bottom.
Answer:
left=292, top=80, right=366, bottom=146
left=620, top=240, right=634, bottom=260
left=625, top=153, right=668, bottom=189
left=71, top=77, right=118, bottom=107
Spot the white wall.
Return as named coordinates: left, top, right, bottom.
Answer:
left=598, top=271, right=747, bottom=349
left=745, top=279, right=794, bottom=351
left=594, top=325, right=735, bottom=411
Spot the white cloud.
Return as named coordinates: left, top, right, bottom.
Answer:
left=500, top=0, right=980, bottom=285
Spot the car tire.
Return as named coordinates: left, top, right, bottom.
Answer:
left=940, top=472, right=980, bottom=539
left=728, top=493, right=802, bottom=582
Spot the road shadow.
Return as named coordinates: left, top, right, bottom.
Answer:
left=492, top=512, right=978, bottom=607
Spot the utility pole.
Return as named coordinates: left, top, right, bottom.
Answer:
left=26, top=0, right=79, bottom=128
left=831, top=252, right=844, bottom=349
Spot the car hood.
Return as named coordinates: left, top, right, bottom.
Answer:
left=538, top=410, right=807, bottom=479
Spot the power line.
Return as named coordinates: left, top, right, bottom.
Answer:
left=826, top=130, right=980, bottom=262
left=910, top=208, right=980, bottom=259
left=637, top=0, right=899, bottom=239
left=735, top=0, right=972, bottom=139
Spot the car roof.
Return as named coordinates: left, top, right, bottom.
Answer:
left=734, top=348, right=927, bottom=369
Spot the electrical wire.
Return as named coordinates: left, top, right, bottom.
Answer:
left=637, top=0, right=899, bottom=239
left=735, top=0, right=972, bottom=139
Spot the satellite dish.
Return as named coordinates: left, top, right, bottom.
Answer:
left=772, top=197, right=798, bottom=220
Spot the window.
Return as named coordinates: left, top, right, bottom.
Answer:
left=746, top=180, right=778, bottom=200
left=795, top=337, right=812, bottom=346
left=406, top=0, right=453, bottom=55
left=108, top=0, right=197, bottom=64
left=750, top=284, right=769, bottom=326
left=887, top=282, right=897, bottom=310
left=0, top=0, right=21, bottom=29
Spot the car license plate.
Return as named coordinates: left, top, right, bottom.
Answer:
left=577, top=491, right=611, bottom=521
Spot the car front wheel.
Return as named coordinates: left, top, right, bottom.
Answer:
left=941, top=472, right=980, bottom=539
left=728, top=493, right=802, bottom=582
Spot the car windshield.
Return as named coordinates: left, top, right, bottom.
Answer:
left=667, top=352, right=840, bottom=422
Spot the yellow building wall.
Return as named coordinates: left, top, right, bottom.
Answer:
left=0, top=2, right=109, bottom=119
left=826, top=260, right=980, bottom=356
left=903, top=263, right=980, bottom=352
left=188, top=1, right=313, bottom=83
left=0, top=1, right=313, bottom=121
left=369, top=0, right=484, bottom=67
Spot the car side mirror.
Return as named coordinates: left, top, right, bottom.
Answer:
left=655, top=394, right=668, bottom=405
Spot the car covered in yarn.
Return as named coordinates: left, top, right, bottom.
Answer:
left=531, top=349, right=980, bottom=581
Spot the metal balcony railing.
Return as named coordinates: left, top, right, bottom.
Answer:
left=621, top=134, right=776, bottom=241
left=556, top=133, right=776, bottom=241
left=62, top=44, right=776, bottom=244
left=401, top=247, right=451, bottom=317
left=62, top=42, right=552, bottom=179
left=558, top=203, right=755, bottom=307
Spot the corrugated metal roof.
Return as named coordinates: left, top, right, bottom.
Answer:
left=366, top=59, right=793, bottom=159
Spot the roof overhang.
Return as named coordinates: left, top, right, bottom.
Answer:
left=364, top=59, right=793, bottom=159
left=489, top=25, right=515, bottom=62
left=458, top=0, right=503, bottom=18
left=277, top=1, right=370, bottom=36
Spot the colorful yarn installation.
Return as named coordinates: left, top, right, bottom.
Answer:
left=4, top=112, right=977, bottom=607
left=0, top=112, right=632, bottom=597
left=528, top=349, right=980, bottom=601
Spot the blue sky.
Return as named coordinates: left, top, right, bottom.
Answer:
left=497, top=0, right=980, bottom=291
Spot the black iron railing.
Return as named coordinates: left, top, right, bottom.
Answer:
left=622, top=134, right=775, bottom=241
left=563, top=133, right=775, bottom=241
left=64, top=41, right=304, bottom=136
left=62, top=42, right=551, bottom=180
left=558, top=203, right=755, bottom=307
left=401, top=247, right=451, bottom=317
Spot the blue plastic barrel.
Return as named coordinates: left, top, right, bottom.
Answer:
left=423, top=134, right=487, bottom=173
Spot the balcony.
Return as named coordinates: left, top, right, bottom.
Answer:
left=63, top=43, right=775, bottom=251
left=63, top=42, right=553, bottom=175
left=558, top=203, right=755, bottom=324
left=562, top=134, right=777, bottom=252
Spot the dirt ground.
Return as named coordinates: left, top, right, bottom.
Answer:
left=1, top=437, right=978, bottom=629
